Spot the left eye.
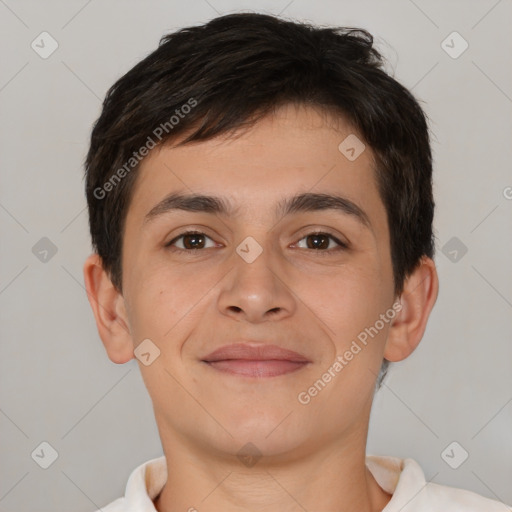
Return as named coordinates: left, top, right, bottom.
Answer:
left=294, top=232, right=346, bottom=251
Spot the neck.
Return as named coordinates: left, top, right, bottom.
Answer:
left=153, top=430, right=391, bottom=512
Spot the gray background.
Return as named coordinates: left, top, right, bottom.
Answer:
left=1, top=0, right=511, bottom=510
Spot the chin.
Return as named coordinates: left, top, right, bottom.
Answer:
left=217, top=411, right=312, bottom=457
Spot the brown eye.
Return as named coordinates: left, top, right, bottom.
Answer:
left=166, top=231, right=215, bottom=250
left=295, top=232, right=346, bottom=251
left=305, top=233, right=330, bottom=249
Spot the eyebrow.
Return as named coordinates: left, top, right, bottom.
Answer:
left=143, top=191, right=371, bottom=228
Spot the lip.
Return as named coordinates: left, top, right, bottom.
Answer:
left=202, top=343, right=311, bottom=378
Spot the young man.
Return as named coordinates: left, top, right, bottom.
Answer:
left=82, top=13, right=511, bottom=512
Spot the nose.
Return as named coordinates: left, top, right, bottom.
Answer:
left=217, top=240, right=297, bottom=323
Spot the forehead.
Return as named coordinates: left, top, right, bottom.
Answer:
left=126, top=104, right=382, bottom=223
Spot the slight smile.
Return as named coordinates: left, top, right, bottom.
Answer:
left=201, top=343, right=311, bottom=378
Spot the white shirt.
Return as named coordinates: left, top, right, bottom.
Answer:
left=97, top=455, right=511, bottom=511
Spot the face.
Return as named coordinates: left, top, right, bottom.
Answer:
left=119, top=104, right=396, bottom=457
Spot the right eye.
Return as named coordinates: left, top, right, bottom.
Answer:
left=165, top=230, right=218, bottom=251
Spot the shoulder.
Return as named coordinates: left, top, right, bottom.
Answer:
left=366, top=455, right=511, bottom=511
left=93, top=455, right=167, bottom=511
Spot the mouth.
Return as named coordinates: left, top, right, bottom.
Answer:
left=201, top=343, right=311, bottom=378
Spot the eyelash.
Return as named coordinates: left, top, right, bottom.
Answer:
left=165, top=229, right=348, bottom=255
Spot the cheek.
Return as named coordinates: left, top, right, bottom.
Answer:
left=126, top=261, right=216, bottom=344
left=315, top=260, right=390, bottom=336
left=307, top=267, right=394, bottom=386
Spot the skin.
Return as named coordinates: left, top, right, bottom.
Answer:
left=84, top=103, right=438, bottom=512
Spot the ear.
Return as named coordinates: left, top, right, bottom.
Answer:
left=83, top=253, right=134, bottom=364
left=384, top=257, right=439, bottom=362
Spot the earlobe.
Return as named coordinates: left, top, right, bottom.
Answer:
left=384, top=257, right=439, bottom=362
left=83, top=253, right=134, bottom=364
